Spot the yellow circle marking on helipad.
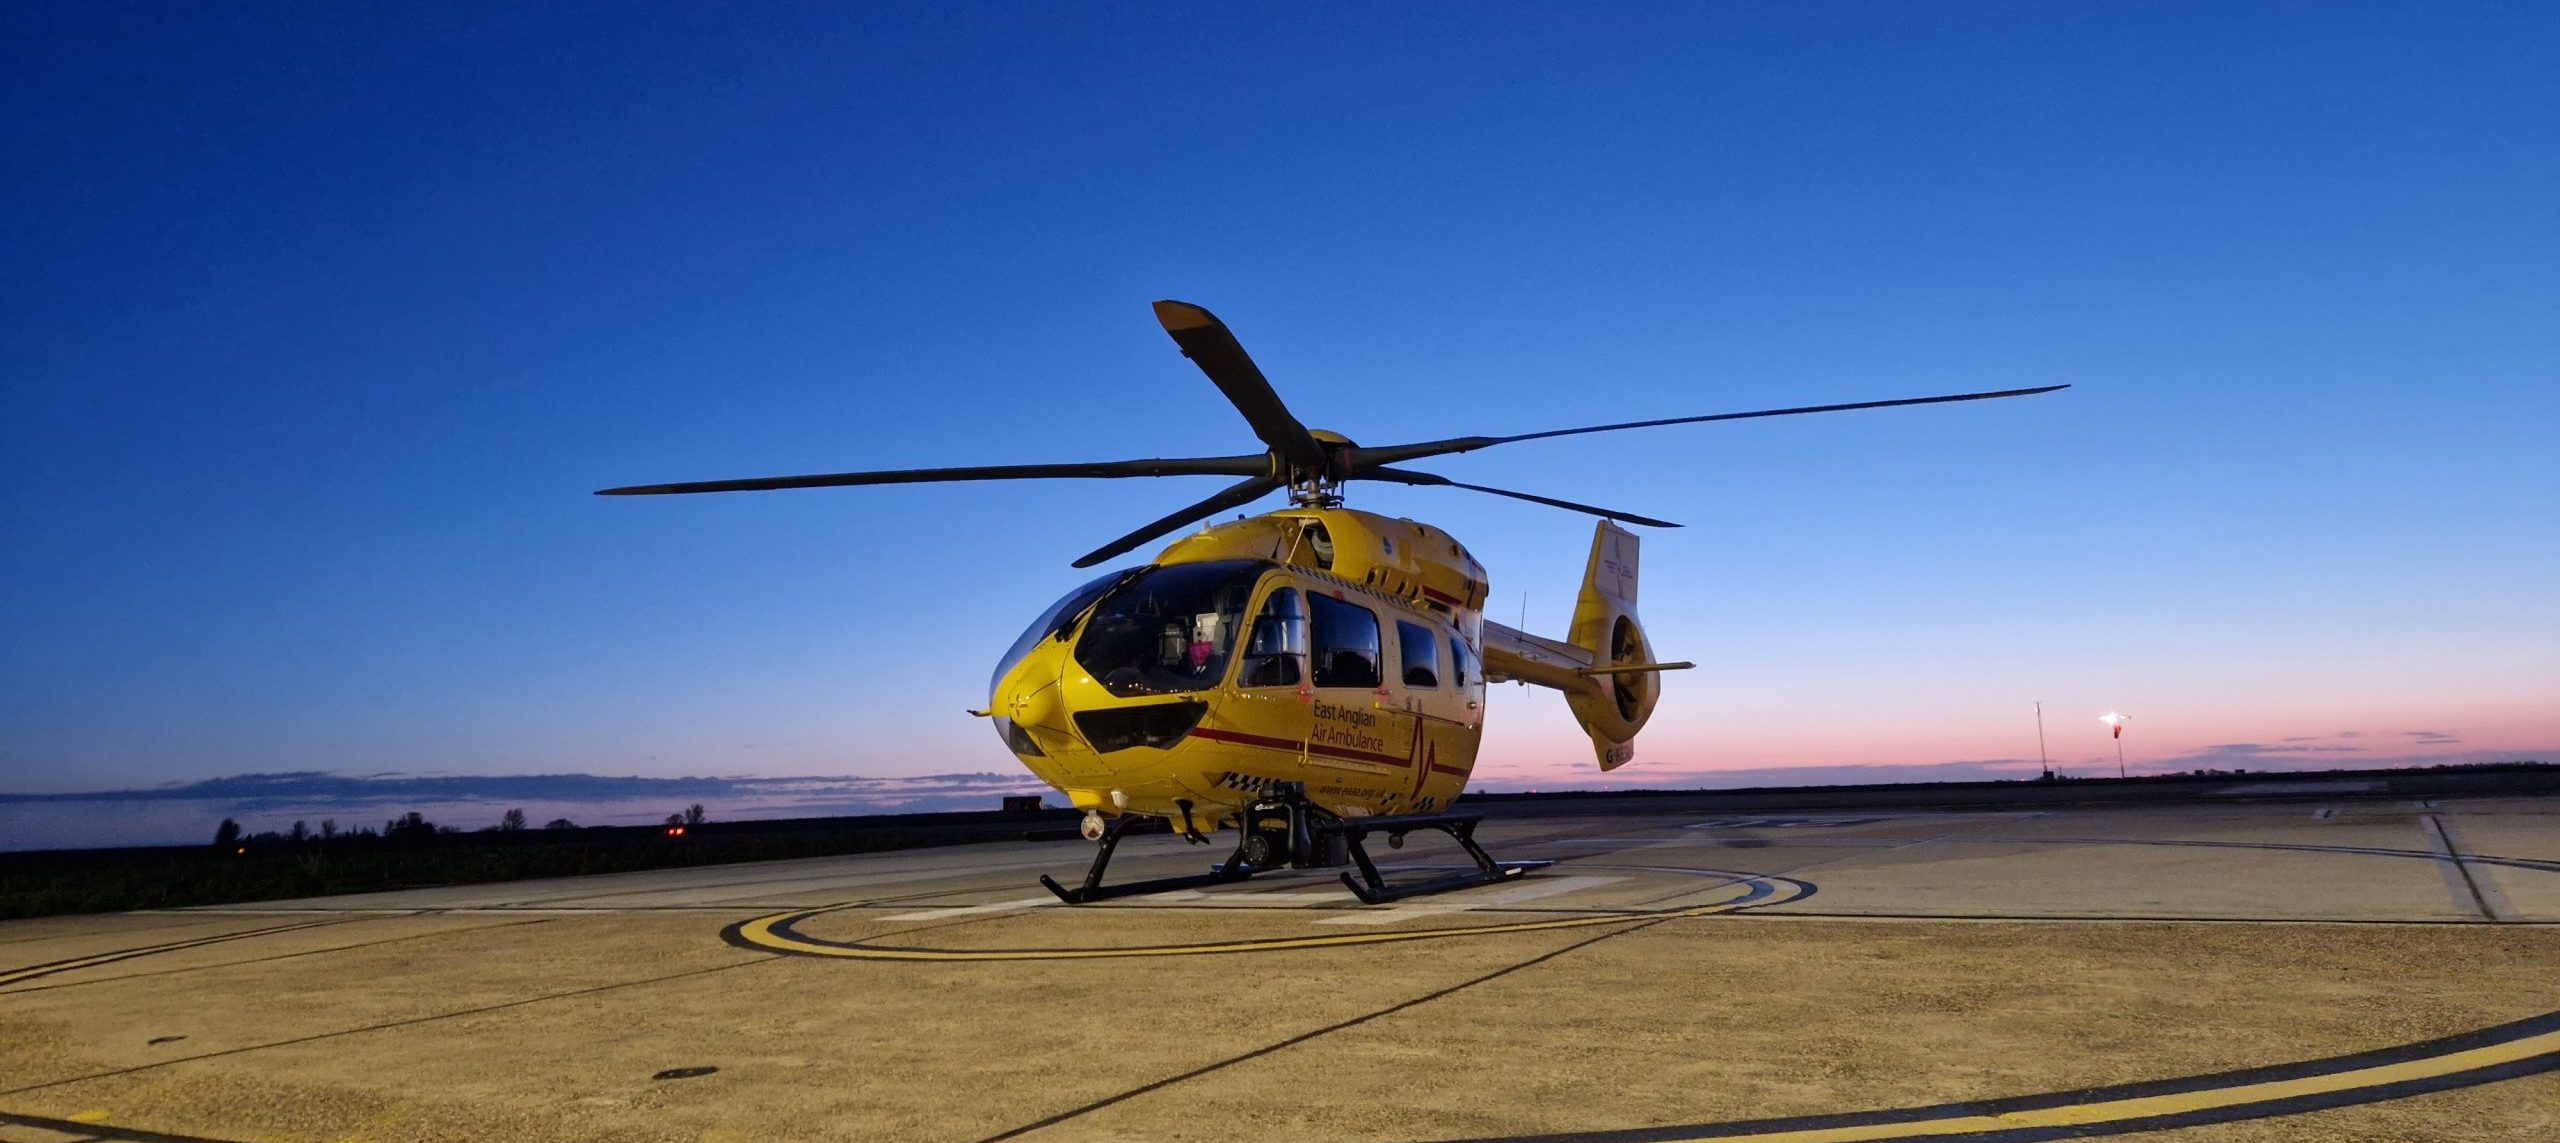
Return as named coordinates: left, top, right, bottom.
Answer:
left=726, top=875, right=1809, bottom=962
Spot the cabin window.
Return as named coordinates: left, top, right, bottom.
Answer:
left=1236, top=585, right=1307, bottom=688
left=1396, top=620, right=1440, bottom=688
left=1308, top=593, right=1381, bottom=689
left=1072, top=560, right=1263, bottom=697
left=1450, top=636, right=1476, bottom=689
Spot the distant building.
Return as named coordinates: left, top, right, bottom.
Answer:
left=1001, top=795, right=1045, bottom=814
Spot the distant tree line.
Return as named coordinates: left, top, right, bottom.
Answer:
left=1, top=800, right=1046, bottom=920
left=212, top=804, right=712, bottom=849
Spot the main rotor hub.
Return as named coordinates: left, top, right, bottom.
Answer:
left=1285, top=429, right=1358, bottom=507
left=1286, top=472, right=1345, bottom=508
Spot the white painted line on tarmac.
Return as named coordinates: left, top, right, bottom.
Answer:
left=2313, top=807, right=2335, bottom=820
left=1150, top=889, right=1346, bottom=906
left=1313, top=875, right=1623, bottom=926
left=1681, top=812, right=2050, bottom=829
left=879, top=895, right=1061, bottom=921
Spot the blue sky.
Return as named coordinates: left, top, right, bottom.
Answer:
left=3, top=3, right=2553, bottom=840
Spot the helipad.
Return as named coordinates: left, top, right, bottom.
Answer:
left=4, top=795, right=2554, bottom=1142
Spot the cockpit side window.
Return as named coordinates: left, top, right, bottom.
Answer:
left=1308, top=592, right=1381, bottom=689
left=1449, top=635, right=1476, bottom=689
left=1072, top=560, right=1264, bottom=698
left=1396, top=620, right=1440, bottom=688
left=1236, top=584, right=1307, bottom=688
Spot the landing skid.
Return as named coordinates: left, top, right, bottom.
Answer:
left=1039, top=813, right=1260, bottom=904
left=1039, top=789, right=1549, bottom=905
left=1326, top=811, right=1552, bottom=905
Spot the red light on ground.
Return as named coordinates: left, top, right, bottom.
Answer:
left=234, top=848, right=246, bottom=855
left=665, top=826, right=686, bottom=837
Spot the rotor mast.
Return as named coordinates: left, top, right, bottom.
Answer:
left=1284, top=430, right=1356, bottom=509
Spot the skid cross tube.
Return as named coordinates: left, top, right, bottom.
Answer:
left=1040, top=814, right=1260, bottom=904
left=1323, top=811, right=1552, bottom=904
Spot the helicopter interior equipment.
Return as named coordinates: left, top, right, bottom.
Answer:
left=600, top=300, right=2064, bottom=903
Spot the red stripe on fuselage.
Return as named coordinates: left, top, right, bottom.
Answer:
left=1188, top=726, right=1413, bottom=769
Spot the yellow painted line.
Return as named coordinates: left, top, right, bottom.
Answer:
left=68, top=1109, right=111, bottom=1124
left=732, top=878, right=1800, bottom=961
left=1574, top=1025, right=2560, bottom=1142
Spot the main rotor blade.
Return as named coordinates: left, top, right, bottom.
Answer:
left=1153, top=300, right=1328, bottom=473
left=1359, top=466, right=1680, bottom=529
left=1071, top=475, right=1284, bottom=568
left=596, top=454, right=1269, bottom=496
left=1351, top=384, right=2070, bottom=468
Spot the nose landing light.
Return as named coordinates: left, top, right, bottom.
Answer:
left=1007, top=680, right=1063, bottom=729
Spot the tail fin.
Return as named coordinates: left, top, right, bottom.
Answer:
left=1559, top=522, right=1671, bottom=770
left=1479, top=522, right=1693, bottom=771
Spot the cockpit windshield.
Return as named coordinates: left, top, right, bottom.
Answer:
left=1073, top=560, right=1265, bottom=697
left=989, top=567, right=1136, bottom=699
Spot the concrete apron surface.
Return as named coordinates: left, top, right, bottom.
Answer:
left=3, top=796, right=2556, bottom=1142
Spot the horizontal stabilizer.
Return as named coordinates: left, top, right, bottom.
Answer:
left=1577, top=661, right=1694, bottom=677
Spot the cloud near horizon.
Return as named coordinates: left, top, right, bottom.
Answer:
left=0, top=770, right=1049, bottom=812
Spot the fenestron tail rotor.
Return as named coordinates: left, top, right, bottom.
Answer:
left=597, top=299, right=2069, bottom=563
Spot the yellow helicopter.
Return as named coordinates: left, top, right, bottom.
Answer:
left=601, top=301, right=2062, bottom=903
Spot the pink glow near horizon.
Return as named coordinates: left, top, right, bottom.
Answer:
left=1464, top=699, right=2560, bottom=788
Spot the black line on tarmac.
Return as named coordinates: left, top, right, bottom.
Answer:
left=970, top=916, right=1680, bottom=1143
left=0, top=918, right=559, bottom=996
left=0, top=1110, right=244, bottom=1142
left=1634, top=833, right=2560, bottom=921
left=719, top=881, right=1043, bottom=916
left=0, top=918, right=379, bottom=989
left=1969, top=836, right=2560, bottom=875
left=0, top=915, right=279, bottom=949
left=0, top=957, right=778, bottom=1099
left=727, top=876, right=1811, bottom=961
left=718, top=889, right=1097, bottom=957
left=2422, top=815, right=2503, bottom=922
left=180, top=902, right=906, bottom=914
left=1440, top=1009, right=2560, bottom=1142
left=478, top=856, right=1069, bottom=907
left=1622, top=816, right=2029, bottom=910
left=0, top=920, right=356, bottom=976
